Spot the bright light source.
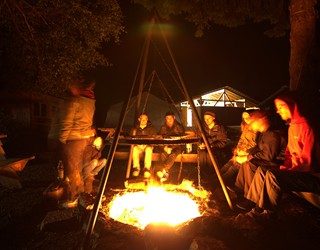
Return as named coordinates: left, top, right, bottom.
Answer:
left=108, top=181, right=209, bottom=229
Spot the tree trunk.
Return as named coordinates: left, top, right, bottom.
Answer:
left=289, top=0, right=319, bottom=91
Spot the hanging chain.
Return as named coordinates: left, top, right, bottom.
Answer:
left=196, top=144, right=202, bottom=189
left=125, top=71, right=154, bottom=116
left=151, top=39, right=184, bottom=94
left=141, top=71, right=155, bottom=114
left=151, top=40, right=189, bottom=126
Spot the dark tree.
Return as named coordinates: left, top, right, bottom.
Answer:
left=133, top=0, right=320, bottom=92
left=0, top=0, right=124, bottom=95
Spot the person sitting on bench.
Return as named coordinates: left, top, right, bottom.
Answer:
left=157, top=111, right=185, bottom=182
left=220, top=110, right=259, bottom=186
left=131, top=113, right=157, bottom=179
left=235, top=91, right=320, bottom=221
left=198, top=111, right=228, bottom=180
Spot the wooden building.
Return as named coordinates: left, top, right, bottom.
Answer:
left=0, top=90, right=62, bottom=154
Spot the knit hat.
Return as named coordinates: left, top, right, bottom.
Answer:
left=204, top=111, right=215, bottom=118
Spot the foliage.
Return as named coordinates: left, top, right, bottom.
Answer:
left=133, top=0, right=290, bottom=37
left=0, top=0, right=124, bottom=95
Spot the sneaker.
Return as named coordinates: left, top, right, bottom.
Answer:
left=244, top=207, right=276, bottom=221
left=232, top=211, right=260, bottom=229
left=157, top=170, right=169, bottom=182
left=59, top=198, right=78, bottom=209
left=236, top=199, right=255, bottom=212
left=132, top=167, right=140, bottom=177
left=226, top=185, right=242, bottom=195
left=143, top=169, right=151, bottom=179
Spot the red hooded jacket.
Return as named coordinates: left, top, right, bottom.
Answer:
left=284, top=103, right=319, bottom=172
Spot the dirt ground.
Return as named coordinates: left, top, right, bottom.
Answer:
left=1, top=157, right=320, bottom=250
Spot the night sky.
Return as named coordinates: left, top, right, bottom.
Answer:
left=93, top=2, right=290, bottom=127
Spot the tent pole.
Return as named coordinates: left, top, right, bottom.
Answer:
left=82, top=18, right=156, bottom=249
left=135, top=17, right=154, bottom=116
left=126, top=18, right=155, bottom=179
left=156, top=16, right=233, bottom=210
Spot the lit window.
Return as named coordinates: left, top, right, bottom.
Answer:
left=187, top=108, right=192, bottom=127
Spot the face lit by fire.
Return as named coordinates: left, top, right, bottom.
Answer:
left=250, top=118, right=269, bottom=133
left=165, top=115, right=175, bottom=128
left=204, top=114, right=215, bottom=128
left=139, top=114, right=148, bottom=128
left=274, top=99, right=292, bottom=121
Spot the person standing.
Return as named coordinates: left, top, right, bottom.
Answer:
left=157, top=111, right=185, bottom=182
left=51, top=78, right=96, bottom=208
left=131, top=113, right=157, bottom=179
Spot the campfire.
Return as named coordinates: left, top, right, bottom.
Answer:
left=107, top=180, right=210, bottom=229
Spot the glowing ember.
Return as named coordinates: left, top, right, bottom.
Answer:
left=108, top=186, right=203, bottom=229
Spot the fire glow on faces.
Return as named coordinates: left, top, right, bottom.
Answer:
left=250, top=117, right=271, bottom=133
left=165, top=115, right=175, bottom=127
left=204, top=115, right=215, bottom=127
left=274, top=99, right=292, bottom=121
left=139, top=114, right=148, bottom=127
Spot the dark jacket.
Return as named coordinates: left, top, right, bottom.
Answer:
left=131, top=121, right=157, bottom=136
left=202, top=123, right=227, bottom=149
left=159, top=120, right=185, bottom=137
left=248, top=129, right=284, bottom=168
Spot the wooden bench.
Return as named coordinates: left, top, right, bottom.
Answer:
left=114, top=151, right=198, bottom=163
left=114, top=151, right=198, bottom=180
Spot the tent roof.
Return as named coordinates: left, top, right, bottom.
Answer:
left=181, top=85, right=259, bottom=108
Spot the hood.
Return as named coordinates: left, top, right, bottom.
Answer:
left=276, top=91, right=306, bottom=124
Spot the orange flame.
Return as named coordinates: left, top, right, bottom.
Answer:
left=108, top=182, right=208, bottom=229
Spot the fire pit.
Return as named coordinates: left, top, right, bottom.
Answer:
left=105, top=180, right=210, bottom=230
left=78, top=180, right=227, bottom=250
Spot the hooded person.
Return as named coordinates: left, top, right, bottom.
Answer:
left=274, top=92, right=320, bottom=171
left=234, top=91, right=320, bottom=221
